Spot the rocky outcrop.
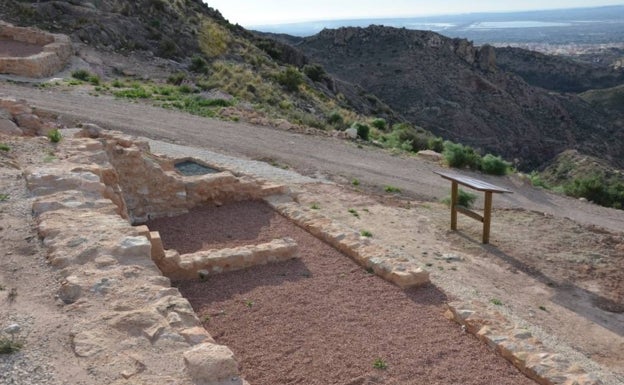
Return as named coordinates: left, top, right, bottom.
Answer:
left=0, top=21, right=72, bottom=77
left=296, top=25, right=624, bottom=170
left=0, top=97, right=61, bottom=136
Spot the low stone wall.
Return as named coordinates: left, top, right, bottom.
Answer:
left=0, top=21, right=73, bottom=78
left=265, top=195, right=430, bottom=289
left=446, top=301, right=602, bottom=385
left=151, top=237, right=299, bottom=280
left=85, top=129, right=287, bottom=223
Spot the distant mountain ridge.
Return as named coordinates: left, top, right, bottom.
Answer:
left=295, top=25, right=624, bottom=170
left=250, top=5, right=624, bottom=46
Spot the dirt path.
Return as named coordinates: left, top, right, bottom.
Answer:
left=1, top=83, right=623, bottom=233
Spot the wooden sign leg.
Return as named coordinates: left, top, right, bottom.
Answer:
left=451, top=181, right=458, bottom=230
left=483, top=191, right=493, bottom=244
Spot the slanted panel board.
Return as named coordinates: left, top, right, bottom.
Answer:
left=434, top=171, right=512, bottom=244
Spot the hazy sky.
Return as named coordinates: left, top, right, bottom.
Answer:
left=204, top=0, right=624, bottom=26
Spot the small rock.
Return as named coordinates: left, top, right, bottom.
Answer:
left=58, top=276, right=82, bottom=304
left=183, top=343, right=239, bottom=383
left=4, top=323, right=21, bottom=335
left=345, top=127, right=358, bottom=139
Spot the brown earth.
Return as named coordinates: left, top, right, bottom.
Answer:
left=154, top=201, right=535, bottom=385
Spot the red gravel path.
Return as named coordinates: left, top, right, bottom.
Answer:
left=0, top=38, right=44, bottom=57
left=151, top=201, right=536, bottom=385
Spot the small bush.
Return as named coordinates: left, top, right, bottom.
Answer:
left=442, top=188, right=477, bottom=209
left=114, top=87, right=152, bottom=99
left=189, top=55, right=208, bottom=73
left=427, top=137, right=444, bottom=153
left=352, top=122, right=370, bottom=141
left=480, top=154, right=510, bottom=175
left=0, top=337, right=22, bottom=354
left=302, top=63, right=325, bottom=82
left=528, top=171, right=549, bottom=188
left=327, top=111, right=344, bottom=127
left=88, top=75, right=100, bottom=85
left=178, top=84, right=194, bottom=94
left=360, top=230, right=373, bottom=237
left=167, top=72, right=187, bottom=85
left=0, top=143, right=9, bottom=152
left=276, top=67, right=303, bottom=92
left=371, top=118, right=387, bottom=131
left=443, top=141, right=481, bottom=169
left=111, top=79, right=124, bottom=88
left=47, top=129, right=62, bottom=143
left=384, top=185, right=401, bottom=193
left=71, top=69, right=91, bottom=81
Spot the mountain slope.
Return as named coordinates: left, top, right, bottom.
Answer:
left=495, top=47, right=624, bottom=93
left=295, top=26, right=624, bottom=170
left=0, top=0, right=404, bottom=130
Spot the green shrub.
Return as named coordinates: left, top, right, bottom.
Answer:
left=562, top=175, right=624, bottom=208
left=371, top=118, right=387, bottom=131
left=111, top=79, right=124, bottom=88
left=189, top=55, right=208, bottom=73
left=442, top=188, right=477, bottom=209
left=443, top=141, right=481, bottom=169
left=327, top=111, right=344, bottom=127
left=480, top=154, right=510, bottom=175
left=528, top=171, right=549, bottom=188
left=0, top=337, right=22, bottom=354
left=391, top=123, right=429, bottom=152
left=71, top=69, right=91, bottom=81
left=276, top=67, right=303, bottom=92
left=113, top=87, right=152, bottom=99
left=302, top=63, right=325, bottom=82
left=0, top=143, right=9, bottom=152
left=427, top=137, right=444, bottom=153
left=178, top=84, right=194, bottom=94
left=167, top=72, right=187, bottom=85
left=47, top=129, right=62, bottom=143
left=88, top=75, right=100, bottom=85
left=352, top=122, right=370, bottom=141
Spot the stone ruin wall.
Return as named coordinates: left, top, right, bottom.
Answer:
left=84, top=128, right=286, bottom=224
left=0, top=21, right=73, bottom=77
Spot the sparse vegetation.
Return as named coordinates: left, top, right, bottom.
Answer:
left=310, top=203, right=320, bottom=210
left=384, top=185, right=401, bottom=193
left=47, top=129, right=62, bottom=143
left=373, top=358, right=388, bottom=370
left=348, top=208, right=360, bottom=218
left=360, top=230, right=373, bottom=237
left=244, top=299, right=254, bottom=308
left=442, top=188, right=477, bottom=209
left=0, top=337, right=22, bottom=354
left=276, top=66, right=304, bottom=92
left=189, top=55, right=208, bottom=73
left=0, top=143, right=9, bottom=152
left=0, top=194, right=9, bottom=202
left=71, top=69, right=91, bottom=81
left=351, top=122, right=370, bottom=141
left=303, top=63, right=325, bottom=82
left=480, top=154, right=511, bottom=175
left=351, top=178, right=360, bottom=186
left=443, top=141, right=481, bottom=169
left=490, top=298, right=503, bottom=306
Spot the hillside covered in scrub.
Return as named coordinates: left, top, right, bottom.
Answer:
left=294, top=26, right=624, bottom=172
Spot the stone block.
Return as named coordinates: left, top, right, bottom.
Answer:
left=183, top=343, right=239, bottom=383
left=149, top=231, right=166, bottom=260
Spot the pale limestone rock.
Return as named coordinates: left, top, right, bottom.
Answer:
left=180, top=327, right=215, bottom=345
left=183, top=343, right=239, bottom=384
left=0, top=117, right=22, bottom=136
left=115, top=236, right=152, bottom=260
left=417, top=149, right=443, bottom=162
left=344, top=127, right=358, bottom=139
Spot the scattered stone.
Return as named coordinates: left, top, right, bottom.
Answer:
left=345, top=127, right=358, bottom=139
left=3, top=323, right=21, bottom=335
left=417, top=149, right=444, bottom=162
left=58, top=276, right=82, bottom=304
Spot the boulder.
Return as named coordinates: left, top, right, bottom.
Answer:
left=0, top=117, right=22, bottom=136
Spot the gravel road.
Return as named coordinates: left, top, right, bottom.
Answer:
left=2, top=83, right=623, bottom=232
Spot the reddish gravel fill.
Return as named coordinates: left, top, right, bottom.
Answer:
left=154, top=201, right=536, bottom=385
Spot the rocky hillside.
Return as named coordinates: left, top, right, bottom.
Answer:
left=495, top=47, right=624, bottom=93
left=0, top=0, right=401, bottom=130
left=295, top=26, right=624, bottom=170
